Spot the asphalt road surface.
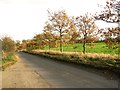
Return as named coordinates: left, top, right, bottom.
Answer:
left=2, top=52, right=119, bottom=88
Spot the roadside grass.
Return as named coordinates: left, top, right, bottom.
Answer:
left=24, top=50, right=120, bottom=75
left=0, top=52, right=2, bottom=69
left=1, top=52, right=18, bottom=70
left=23, top=42, right=119, bottom=75
left=43, top=42, right=119, bottom=55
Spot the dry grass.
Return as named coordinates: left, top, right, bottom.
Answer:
left=1, top=53, right=19, bottom=70
left=32, top=50, right=118, bottom=59
left=26, top=50, right=120, bottom=74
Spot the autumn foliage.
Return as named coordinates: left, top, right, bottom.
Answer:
left=20, top=9, right=119, bottom=54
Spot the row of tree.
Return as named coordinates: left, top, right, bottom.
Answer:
left=16, top=0, right=120, bottom=54
left=17, top=9, right=119, bottom=54
left=43, top=10, right=100, bottom=53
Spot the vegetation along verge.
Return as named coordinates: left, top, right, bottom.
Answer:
left=23, top=50, right=120, bottom=75
left=0, top=36, right=19, bottom=71
left=1, top=52, right=19, bottom=71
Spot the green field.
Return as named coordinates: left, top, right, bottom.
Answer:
left=43, top=42, right=119, bottom=55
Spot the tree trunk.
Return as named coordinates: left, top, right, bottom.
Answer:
left=48, top=40, right=50, bottom=50
left=60, top=38, right=63, bottom=52
left=60, top=29, right=63, bottom=52
left=83, top=41, right=85, bottom=54
left=83, top=35, right=86, bottom=54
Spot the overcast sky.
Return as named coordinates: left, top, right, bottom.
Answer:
left=0, top=0, right=118, bottom=41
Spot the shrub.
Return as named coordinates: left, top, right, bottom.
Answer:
left=1, top=36, right=16, bottom=53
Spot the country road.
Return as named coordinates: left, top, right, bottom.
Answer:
left=2, top=52, right=119, bottom=88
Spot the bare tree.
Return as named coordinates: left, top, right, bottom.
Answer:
left=102, top=27, right=120, bottom=49
left=43, top=21, right=55, bottom=50
left=95, top=0, right=120, bottom=23
left=47, top=9, right=72, bottom=52
left=75, top=14, right=98, bottom=54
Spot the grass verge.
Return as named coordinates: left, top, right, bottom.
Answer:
left=1, top=52, right=19, bottom=71
left=24, top=50, right=120, bottom=75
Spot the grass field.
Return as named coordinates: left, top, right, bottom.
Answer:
left=43, top=42, right=119, bottom=55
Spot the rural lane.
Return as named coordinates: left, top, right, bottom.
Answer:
left=2, top=52, right=119, bottom=88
